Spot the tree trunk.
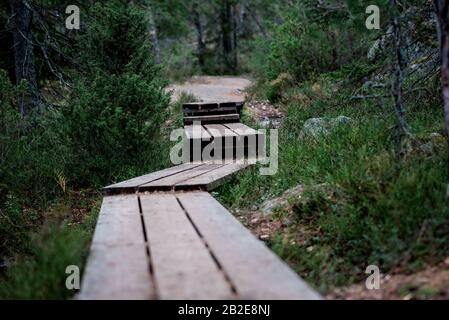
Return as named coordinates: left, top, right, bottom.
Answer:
left=390, top=0, right=412, bottom=138
left=232, top=4, right=238, bottom=69
left=434, top=0, right=449, bottom=177
left=192, top=3, right=205, bottom=68
left=9, top=0, right=42, bottom=116
left=147, top=8, right=161, bottom=64
left=220, top=0, right=237, bottom=73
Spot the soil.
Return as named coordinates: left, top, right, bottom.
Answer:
left=168, top=75, right=251, bottom=102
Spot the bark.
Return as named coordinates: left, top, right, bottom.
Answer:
left=147, top=8, right=160, bottom=64
left=192, top=2, right=205, bottom=68
left=434, top=0, right=449, bottom=176
left=9, top=0, right=42, bottom=116
left=220, top=0, right=237, bottom=72
left=390, top=0, right=412, bottom=138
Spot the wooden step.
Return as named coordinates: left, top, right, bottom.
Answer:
left=184, top=123, right=264, bottom=162
left=103, top=163, right=249, bottom=193
left=103, top=163, right=203, bottom=195
left=183, top=106, right=238, bottom=116
left=184, top=114, right=240, bottom=125
left=78, top=192, right=321, bottom=300
left=183, top=101, right=244, bottom=110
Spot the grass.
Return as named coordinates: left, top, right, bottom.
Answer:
left=0, top=194, right=101, bottom=299
left=216, top=78, right=449, bottom=292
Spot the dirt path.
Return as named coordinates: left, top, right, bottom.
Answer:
left=169, top=75, right=283, bottom=127
left=168, top=75, right=252, bottom=102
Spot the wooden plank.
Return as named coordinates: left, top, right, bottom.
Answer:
left=78, top=195, right=154, bottom=300
left=78, top=244, right=153, bottom=300
left=204, top=124, right=238, bottom=139
left=183, top=106, right=237, bottom=115
left=175, top=163, right=249, bottom=191
left=92, top=195, right=146, bottom=246
left=184, top=114, right=240, bottom=125
left=220, top=101, right=244, bottom=108
left=183, top=102, right=243, bottom=110
left=184, top=124, right=211, bottom=140
left=183, top=102, right=219, bottom=110
left=176, top=192, right=322, bottom=300
left=224, top=123, right=263, bottom=158
left=104, top=163, right=203, bottom=194
left=139, top=164, right=224, bottom=191
left=203, top=124, right=237, bottom=161
left=140, top=193, right=233, bottom=299
left=224, top=122, right=258, bottom=135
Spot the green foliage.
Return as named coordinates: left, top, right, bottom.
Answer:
left=1, top=0, right=170, bottom=279
left=61, top=70, right=169, bottom=186
left=262, top=17, right=368, bottom=83
left=0, top=200, right=99, bottom=299
left=162, top=39, right=200, bottom=81
left=58, top=0, right=171, bottom=185
left=77, top=1, right=151, bottom=75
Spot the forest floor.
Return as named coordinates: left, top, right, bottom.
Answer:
left=239, top=206, right=449, bottom=300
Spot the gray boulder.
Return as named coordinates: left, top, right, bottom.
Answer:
left=299, top=116, right=351, bottom=139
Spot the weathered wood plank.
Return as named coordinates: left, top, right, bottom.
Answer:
left=92, top=196, right=145, bottom=246
left=78, top=195, right=154, bottom=300
left=176, top=192, right=322, bottom=300
left=184, top=124, right=212, bottom=140
left=224, top=123, right=263, bottom=158
left=139, top=164, right=224, bottom=191
left=223, top=122, right=258, bottom=135
left=140, top=193, right=233, bottom=299
left=184, top=114, right=240, bottom=125
left=183, top=106, right=237, bottom=115
left=204, top=124, right=238, bottom=139
left=175, top=163, right=249, bottom=191
left=183, top=101, right=243, bottom=110
left=183, top=102, right=219, bottom=110
left=203, top=124, right=238, bottom=161
left=78, top=243, right=153, bottom=300
left=103, top=163, right=203, bottom=194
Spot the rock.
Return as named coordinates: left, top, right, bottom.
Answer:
left=260, top=185, right=303, bottom=216
left=429, top=132, right=446, bottom=146
left=429, top=132, right=443, bottom=139
left=299, top=118, right=329, bottom=139
left=299, top=116, right=351, bottom=139
left=419, top=132, right=447, bottom=155
left=332, top=115, right=351, bottom=125
left=281, top=217, right=293, bottom=227
left=267, top=73, right=294, bottom=101
left=250, top=218, right=259, bottom=224
left=444, top=257, right=449, bottom=266
left=260, top=235, right=269, bottom=240
left=419, top=142, right=434, bottom=155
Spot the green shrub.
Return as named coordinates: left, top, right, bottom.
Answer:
left=61, top=70, right=170, bottom=186
left=59, top=0, right=171, bottom=186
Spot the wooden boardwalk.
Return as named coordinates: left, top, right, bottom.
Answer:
left=78, top=102, right=321, bottom=300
